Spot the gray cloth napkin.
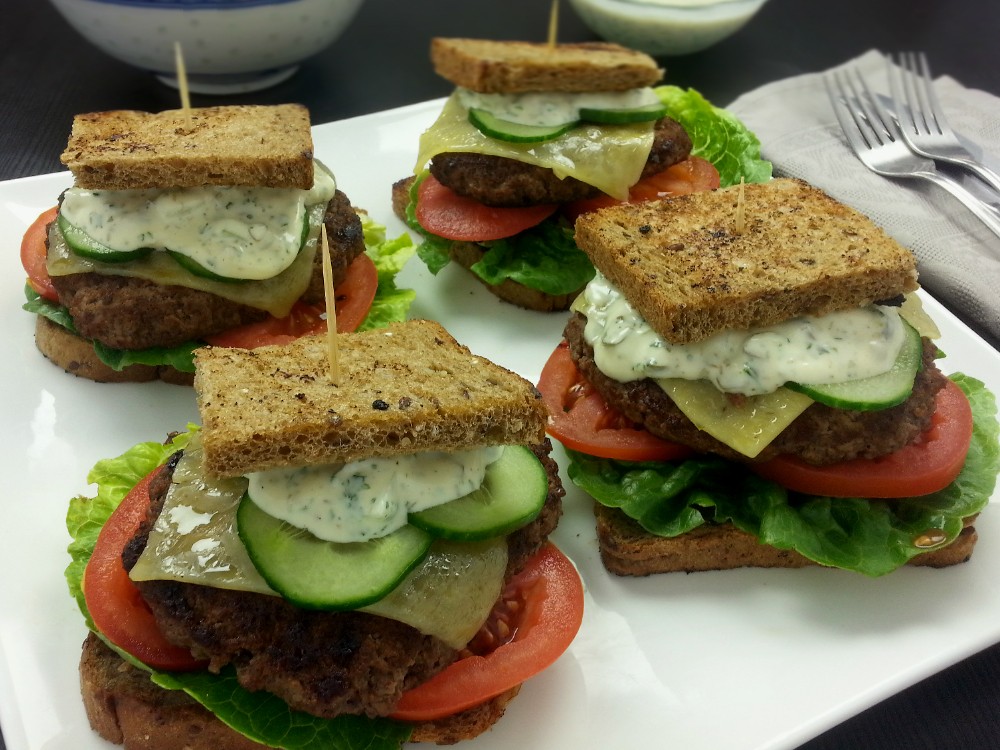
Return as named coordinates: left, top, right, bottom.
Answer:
left=726, top=49, right=1000, bottom=348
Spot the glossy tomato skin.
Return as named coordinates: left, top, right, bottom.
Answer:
left=415, top=174, right=558, bottom=241
left=390, top=542, right=584, bottom=722
left=537, top=341, right=693, bottom=462
left=753, top=379, right=974, bottom=498
left=83, top=464, right=205, bottom=672
left=21, top=206, right=60, bottom=301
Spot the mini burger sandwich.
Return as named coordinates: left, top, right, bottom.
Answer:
left=66, top=319, right=583, bottom=749
left=392, top=37, right=726, bottom=312
left=537, top=177, right=1000, bottom=577
left=22, top=104, right=414, bottom=385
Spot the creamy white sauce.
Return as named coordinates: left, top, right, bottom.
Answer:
left=59, top=163, right=336, bottom=280
left=578, top=272, right=907, bottom=395
left=456, top=86, right=661, bottom=127
left=246, top=446, right=506, bottom=543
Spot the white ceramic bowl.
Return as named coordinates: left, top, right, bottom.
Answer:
left=568, top=0, right=768, bottom=56
left=48, top=0, right=366, bottom=94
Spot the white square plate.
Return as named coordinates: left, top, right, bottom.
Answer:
left=1, top=100, right=999, bottom=750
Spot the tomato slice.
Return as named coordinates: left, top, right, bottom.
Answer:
left=82, top=466, right=205, bottom=672
left=204, top=252, right=378, bottom=348
left=415, top=174, right=558, bottom=241
left=563, top=156, right=721, bottom=221
left=20, top=206, right=59, bottom=301
left=753, top=379, right=974, bottom=498
left=390, top=542, right=583, bottom=722
left=536, top=341, right=692, bottom=462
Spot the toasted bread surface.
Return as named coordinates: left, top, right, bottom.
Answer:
left=573, top=178, right=920, bottom=344
left=61, top=104, right=314, bottom=190
left=594, top=503, right=978, bottom=575
left=194, top=320, right=548, bottom=477
left=431, top=38, right=663, bottom=93
left=79, top=633, right=517, bottom=748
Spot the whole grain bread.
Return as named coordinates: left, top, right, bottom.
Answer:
left=573, top=177, right=920, bottom=344
left=390, top=176, right=582, bottom=312
left=194, top=319, right=548, bottom=477
left=60, top=104, right=314, bottom=190
left=34, top=316, right=194, bottom=385
left=79, top=633, right=519, bottom=748
left=430, top=37, right=663, bottom=93
left=594, top=503, right=978, bottom=575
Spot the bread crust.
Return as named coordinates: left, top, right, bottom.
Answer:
left=594, top=503, right=978, bottom=575
left=34, top=315, right=194, bottom=385
left=430, top=38, right=663, bottom=93
left=573, top=178, right=920, bottom=344
left=194, top=320, right=549, bottom=477
left=60, top=105, right=314, bottom=190
left=79, top=633, right=517, bottom=748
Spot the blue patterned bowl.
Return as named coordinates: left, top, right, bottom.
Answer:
left=48, top=0, right=366, bottom=93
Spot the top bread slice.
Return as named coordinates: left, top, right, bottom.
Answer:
left=60, top=104, right=314, bottom=190
left=430, top=37, right=663, bottom=93
left=194, top=319, right=548, bottom=478
left=573, top=177, right=919, bottom=344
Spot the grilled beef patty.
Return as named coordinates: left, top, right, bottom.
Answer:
left=564, top=313, right=947, bottom=465
left=121, top=441, right=563, bottom=719
left=49, top=190, right=365, bottom=351
left=429, top=117, right=693, bottom=207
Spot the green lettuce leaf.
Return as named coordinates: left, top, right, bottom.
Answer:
left=64, top=427, right=412, bottom=750
left=471, top=219, right=595, bottom=295
left=655, top=85, right=773, bottom=187
left=357, top=212, right=417, bottom=332
left=24, top=214, right=414, bottom=371
left=568, top=375, right=999, bottom=577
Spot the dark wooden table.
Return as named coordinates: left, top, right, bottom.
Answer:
left=2, top=1, right=999, bottom=748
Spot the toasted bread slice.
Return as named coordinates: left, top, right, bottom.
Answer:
left=390, top=176, right=581, bottom=312
left=194, top=319, right=548, bottom=477
left=594, top=503, right=978, bottom=575
left=60, top=104, right=314, bottom=190
left=573, top=178, right=919, bottom=344
left=79, top=633, right=520, bottom=748
left=431, top=37, right=663, bottom=93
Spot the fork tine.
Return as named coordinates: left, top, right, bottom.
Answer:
left=825, top=71, right=870, bottom=153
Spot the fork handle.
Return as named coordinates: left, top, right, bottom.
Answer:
left=921, top=169, right=1000, bottom=241
left=946, top=156, right=1000, bottom=199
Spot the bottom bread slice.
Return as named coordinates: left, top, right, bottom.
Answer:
left=35, top=316, right=193, bottom=386
left=594, top=503, right=978, bottom=576
left=79, top=633, right=519, bottom=748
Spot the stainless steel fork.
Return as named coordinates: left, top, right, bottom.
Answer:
left=825, top=67, right=1000, bottom=241
left=888, top=52, right=1000, bottom=196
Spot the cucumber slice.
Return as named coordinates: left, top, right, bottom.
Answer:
left=786, top=322, right=923, bottom=411
left=579, top=102, right=668, bottom=124
left=468, top=108, right=577, bottom=143
left=167, top=251, right=245, bottom=283
left=237, top=495, right=433, bottom=610
left=409, top=446, right=547, bottom=541
left=57, top=214, right=153, bottom=264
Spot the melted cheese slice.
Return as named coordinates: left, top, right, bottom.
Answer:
left=415, top=93, right=655, bottom=200
left=129, top=436, right=506, bottom=649
left=656, top=378, right=815, bottom=459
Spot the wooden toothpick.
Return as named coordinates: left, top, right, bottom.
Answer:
left=547, top=0, right=559, bottom=48
left=174, top=41, right=191, bottom=111
left=321, top=224, right=341, bottom=385
left=734, top=177, right=746, bottom=235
